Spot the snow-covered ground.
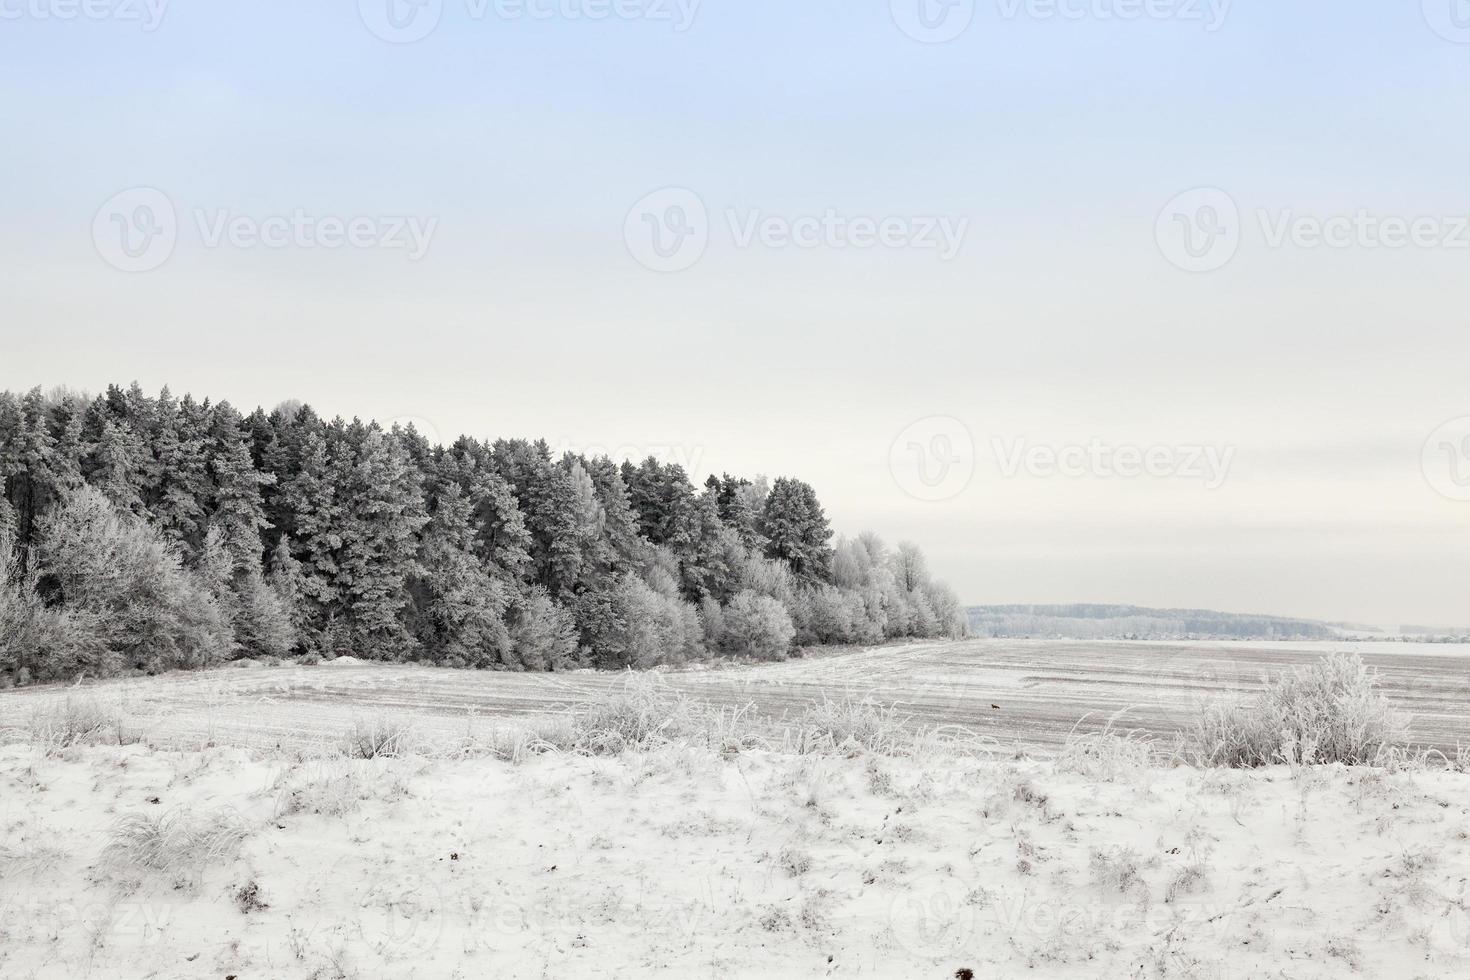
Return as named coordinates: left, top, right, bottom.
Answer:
left=4, top=639, right=1467, bottom=753
left=4, top=642, right=1469, bottom=978
left=1148, top=639, right=1470, bottom=658
left=3, top=736, right=1469, bottom=980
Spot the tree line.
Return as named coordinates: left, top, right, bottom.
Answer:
left=0, top=384, right=966, bottom=686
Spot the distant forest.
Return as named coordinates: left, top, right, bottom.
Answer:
left=0, top=384, right=965, bottom=686
left=967, top=604, right=1340, bottom=641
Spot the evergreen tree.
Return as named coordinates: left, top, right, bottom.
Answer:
left=276, top=420, right=343, bottom=645
left=268, top=533, right=309, bottom=643
left=408, top=480, right=511, bottom=667
left=761, top=477, right=833, bottom=584
left=147, top=388, right=211, bottom=554
left=623, top=457, right=696, bottom=550
left=207, top=403, right=274, bottom=567
left=708, top=473, right=765, bottom=551
left=335, top=427, right=428, bottom=658
left=585, top=455, right=641, bottom=569
left=0, top=380, right=961, bottom=682
left=3, top=389, right=68, bottom=567
left=681, top=491, right=745, bottom=602
left=49, top=394, right=87, bottom=495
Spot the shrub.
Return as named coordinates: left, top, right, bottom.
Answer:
left=1192, top=654, right=1408, bottom=767
left=609, top=574, right=704, bottom=668
left=39, top=488, right=233, bottom=673
left=718, top=590, right=795, bottom=660
left=801, top=585, right=856, bottom=645
left=0, top=528, right=115, bottom=684
left=506, top=586, right=579, bottom=671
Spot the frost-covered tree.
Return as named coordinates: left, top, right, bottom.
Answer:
left=408, top=479, right=512, bottom=667
left=507, top=585, right=579, bottom=671
left=761, top=477, right=832, bottom=585
left=40, top=487, right=232, bottom=673
left=717, top=590, right=795, bottom=660
left=147, top=389, right=211, bottom=554
left=0, top=380, right=966, bottom=680
left=334, top=426, right=428, bottom=659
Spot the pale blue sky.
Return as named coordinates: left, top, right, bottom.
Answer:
left=4, top=2, right=1470, bottom=625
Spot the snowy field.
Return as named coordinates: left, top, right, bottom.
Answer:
left=3, top=638, right=1468, bottom=754
left=3, top=733, right=1470, bottom=978
left=3, top=639, right=1470, bottom=979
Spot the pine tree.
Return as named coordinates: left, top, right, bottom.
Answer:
left=207, top=403, right=275, bottom=568
left=5, top=389, right=63, bottom=565
left=276, top=420, right=343, bottom=646
left=408, top=480, right=511, bottom=667
left=49, top=395, right=86, bottom=496
left=0, top=380, right=957, bottom=681
left=711, top=474, right=765, bottom=551
left=436, top=441, right=533, bottom=581
left=335, top=427, right=428, bottom=658
left=585, top=455, right=641, bottom=569
left=761, top=477, right=833, bottom=585
left=491, top=440, right=584, bottom=597
left=147, top=389, right=210, bottom=553
left=624, top=457, right=696, bottom=549
left=267, top=533, right=308, bottom=644
left=471, top=469, right=532, bottom=581
left=681, top=491, right=745, bottom=602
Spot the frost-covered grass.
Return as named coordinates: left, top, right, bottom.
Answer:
left=103, top=806, right=248, bottom=878
left=0, top=653, right=1467, bottom=978
left=1191, top=654, right=1410, bottom=767
left=23, top=694, right=138, bottom=751
left=340, top=714, right=418, bottom=759
left=3, top=715, right=1468, bottom=978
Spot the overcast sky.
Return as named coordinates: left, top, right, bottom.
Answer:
left=3, top=1, right=1469, bottom=627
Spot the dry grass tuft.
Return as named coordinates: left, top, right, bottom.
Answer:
left=1090, top=846, right=1146, bottom=896
left=340, top=714, right=417, bottom=759
left=1057, top=713, right=1167, bottom=780
left=569, top=676, right=691, bottom=754
left=25, top=696, right=134, bottom=750
left=103, top=806, right=247, bottom=876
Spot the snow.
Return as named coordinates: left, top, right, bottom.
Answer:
left=4, top=639, right=1467, bottom=754
left=2, top=738, right=1468, bottom=979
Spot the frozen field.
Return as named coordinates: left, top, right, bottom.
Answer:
left=4, top=639, right=1468, bottom=754
left=4, top=735, right=1470, bottom=979
left=3, top=641, right=1470, bottom=979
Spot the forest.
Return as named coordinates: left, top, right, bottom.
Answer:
left=0, top=384, right=965, bottom=686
